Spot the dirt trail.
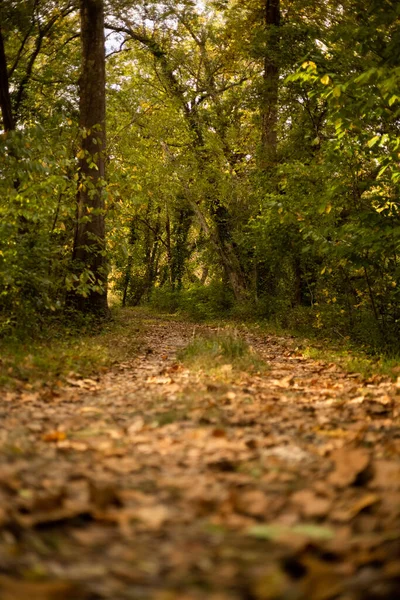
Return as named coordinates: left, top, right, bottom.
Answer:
left=0, top=315, right=399, bottom=600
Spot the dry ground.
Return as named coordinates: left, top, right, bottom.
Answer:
left=0, top=313, right=399, bottom=599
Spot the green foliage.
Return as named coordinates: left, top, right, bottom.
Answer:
left=149, top=282, right=235, bottom=321
left=0, top=126, right=76, bottom=329
left=302, top=344, right=400, bottom=381
left=1, top=0, right=400, bottom=353
left=177, top=330, right=267, bottom=373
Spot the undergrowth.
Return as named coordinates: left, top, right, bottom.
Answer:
left=0, top=307, right=142, bottom=389
left=300, top=344, right=400, bottom=380
left=177, top=331, right=267, bottom=375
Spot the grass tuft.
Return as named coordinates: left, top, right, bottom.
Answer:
left=177, top=330, right=267, bottom=374
left=302, top=345, right=400, bottom=380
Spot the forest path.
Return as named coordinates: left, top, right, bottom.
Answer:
left=0, top=313, right=399, bottom=600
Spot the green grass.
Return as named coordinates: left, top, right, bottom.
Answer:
left=0, top=307, right=143, bottom=389
left=239, top=319, right=400, bottom=380
left=301, top=344, right=400, bottom=380
left=177, top=330, right=267, bottom=375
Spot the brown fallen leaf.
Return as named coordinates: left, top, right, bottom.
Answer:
left=299, top=556, right=344, bottom=600
left=79, top=406, right=103, bottom=415
left=42, top=430, right=67, bottom=442
left=251, top=564, right=290, bottom=599
left=0, top=575, right=87, bottom=600
left=332, top=493, right=380, bottom=523
left=127, top=416, right=145, bottom=435
left=0, top=506, right=8, bottom=527
left=348, top=493, right=380, bottom=518
left=272, top=375, right=294, bottom=388
left=234, top=489, right=270, bottom=518
left=370, top=460, right=400, bottom=490
left=135, top=504, right=170, bottom=529
left=89, top=479, right=120, bottom=510
left=328, top=447, right=371, bottom=487
left=291, top=489, right=331, bottom=518
left=211, top=427, right=226, bottom=438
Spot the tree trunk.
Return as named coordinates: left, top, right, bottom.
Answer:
left=260, top=0, right=280, bottom=170
left=67, top=0, right=108, bottom=315
left=0, top=27, right=15, bottom=132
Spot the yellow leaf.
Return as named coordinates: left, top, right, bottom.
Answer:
left=302, top=61, right=317, bottom=71
left=321, top=74, right=330, bottom=85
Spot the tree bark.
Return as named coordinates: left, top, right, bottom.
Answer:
left=0, top=26, right=15, bottom=132
left=68, top=0, right=108, bottom=315
left=260, top=0, right=280, bottom=170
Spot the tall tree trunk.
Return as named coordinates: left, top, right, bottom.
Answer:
left=0, top=27, right=15, bottom=132
left=68, top=0, right=108, bottom=315
left=260, top=0, right=280, bottom=170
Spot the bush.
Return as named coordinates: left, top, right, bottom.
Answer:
left=149, top=281, right=235, bottom=321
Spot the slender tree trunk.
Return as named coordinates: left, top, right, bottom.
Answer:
left=260, top=0, right=280, bottom=169
left=0, top=27, right=15, bottom=132
left=67, top=0, right=108, bottom=315
left=187, top=196, right=247, bottom=301
left=165, top=210, right=173, bottom=287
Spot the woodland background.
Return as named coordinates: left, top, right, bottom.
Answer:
left=1, top=0, right=400, bottom=351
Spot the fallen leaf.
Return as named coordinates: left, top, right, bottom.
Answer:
left=42, top=431, right=67, bottom=442
left=127, top=416, right=145, bottom=434
left=348, top=493, right=380, bottom=518
left=235, top=489, right=270, bottom=518
left=79, top=406, right=103, bottom=414
left=371, top=460, right=400, bottom=490
left=0, top=506, right=8, bottom=526
left=299, top=556, right=344, bottom=600
left=291, top=489, right=331, bottom=518
left=89, top=479, right=120, bottom=510
left=272, top=375, right=294, bottom=388
left=0, top=576, right=87, bottom=600
left=135, top=504, right=170, bottom=529
left=251, top=565, right=290, bottom=599
left=329, top=447, right=371, bottom=487
left=247, top=523, right=335, bottom=541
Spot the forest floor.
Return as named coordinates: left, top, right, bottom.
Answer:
left=0, top=311, right=399, bottom=600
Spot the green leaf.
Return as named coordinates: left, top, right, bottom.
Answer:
left=377, top=164, right=389, bottom=178
left=367, top=135, right=380, bottom=148
left=247, top=525, right=286, bottom=539
left=332, top=86, right=341, bottom=98
left=247, top=523, right=335, bottom=541
left=292, top=524, right=335, bottom=539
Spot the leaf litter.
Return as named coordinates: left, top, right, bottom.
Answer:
left=0, top=314, right=399, bottom=599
